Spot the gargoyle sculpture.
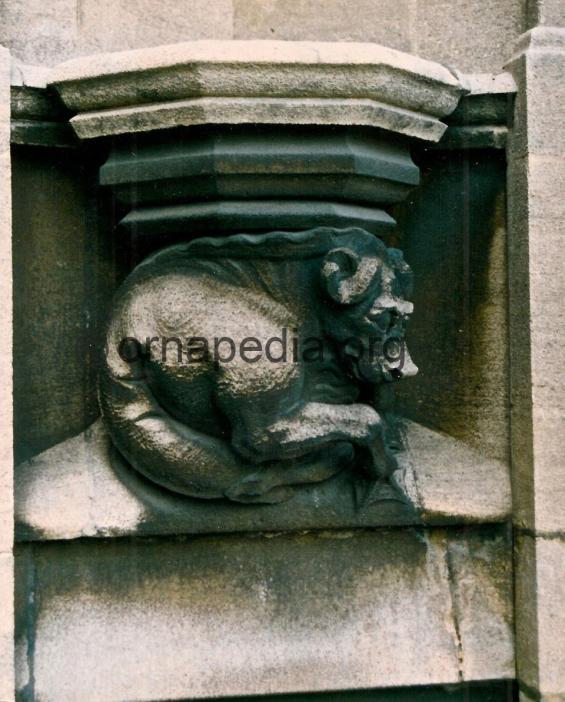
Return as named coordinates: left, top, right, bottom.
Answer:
left=99, top=227, right=417, bottom=505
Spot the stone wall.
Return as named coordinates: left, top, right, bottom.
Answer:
left=4, top=2, right=564, bottom=700
left=1, top=0, right=524, bottom=73
left=11, top=146, right=118, bottom=464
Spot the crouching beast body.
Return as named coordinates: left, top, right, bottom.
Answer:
left=100, top=227, right=417, bottom=504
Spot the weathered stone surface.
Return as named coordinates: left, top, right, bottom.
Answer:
left=0, top=0, right=233, bottom=66
left=415, top=0, right=525, bottom=73
left=15, top=528, right=513, bottom=701
left=506, top=27, right=565, bottom=159
left=506, top=27, right=565, bottom=534
left=47, top=40, right=465, bottom=142
left=526, top=0, right=565, bottom=29
left=101, top=127, right=419, bottom=206
left=396, top=150, right=510, bottom=464
left=0, top=0, right=78, bottom=65
left=516, top=535, right=565, bottom=700
left=0, top=44, right=14, bottom=702
left=121, top=201, right=397, bottom=237
left=16, top=418, right=510, bottom=541
left=10, top=66, right=74, bottom=147
left=233, top=0, right=414, bottom=51
left=0, top=0, right=528, bottom=75
left=76, top=0, right=233, bottom=55
left=68, top=96, right=453, bottom=142
left=0, top=46, right=12, bottom=555
left=11, top=147, right=117, bottom=465
left=507, top=24, right=565, bottom=702
left=436, top=72, right=515, bottom=149
left=436, top=125, right=509, bottom=150
left=0, top=553, right=14, bottom=702
left=446, top=528, right=514, bottom=681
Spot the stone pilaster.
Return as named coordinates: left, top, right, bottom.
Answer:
left=506, top=19, right=565, bottom=702
left=0, top=44, right=14, bottom=702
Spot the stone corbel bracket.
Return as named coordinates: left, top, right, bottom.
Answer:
left=47, top=40, right=467, bottom=142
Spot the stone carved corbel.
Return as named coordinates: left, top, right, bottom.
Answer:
left=15, top=40, right=512, bottom=539
left=100, top=227, right=417, bottom=506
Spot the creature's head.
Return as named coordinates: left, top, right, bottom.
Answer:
left=321, top=235, right=418, bottom=384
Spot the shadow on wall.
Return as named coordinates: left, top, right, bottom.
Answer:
left=394, top=149, right=509, bottom=463
left=12, top=144, right=118, bottom=464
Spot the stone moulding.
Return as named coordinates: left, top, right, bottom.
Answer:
left=47, top=39, right=467, bottom=142
left=438, top=72, right=516, bottom=150
left=10, top=60, right=75, bottom=148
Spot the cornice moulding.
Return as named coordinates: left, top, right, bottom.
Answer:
left=47, top=40, right=467, bottom=142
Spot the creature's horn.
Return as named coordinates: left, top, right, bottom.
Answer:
left=321, top=247, right=380, bottom=305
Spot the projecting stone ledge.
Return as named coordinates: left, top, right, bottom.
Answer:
left=47, top=40, right=466, bottom=142
left=15, top=418, right=510, bottom=541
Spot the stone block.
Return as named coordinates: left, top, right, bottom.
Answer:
left=527, top=0, right=565, bottom=29
left=76, top=0, right=233, bottom=55
left=48, top=40, right=464, bottom=142
left=16, top=418, right=510, bottom=541
left=121, top=200, right=397, bottom=238
left=516, top=535, right=565, bottom=699
left=416, top=0, right=525, bottom=73
left=506, top=161, right=565, bottom=532
left=0, top=0, right=78, bottom=66
left=396, top=150, right=510, bottom=463
left=15, top=528, right=513, bottom=701
left=233, top=0, right=414, bottom=51
left=0, top=46, right=12, bottom=556
left=0, top=0, right=234, bottom=66
left=100, top=127, right=419, bottom=207
left=447, top=528, right=514, bottom=681
left=507, top=28, right=565, bottom=159
left=11, top=147, right=116, bottom=464
left=0, top=552, right=14, bottom=702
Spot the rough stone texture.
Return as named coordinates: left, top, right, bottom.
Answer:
left=10, top=66, right=74, bottom=148
left=0, top=553, right=14, bottom=702
left=516, top=536, right=565, bottom=700
left=506, top=24, right=565, bottom=702
left=0, top=0, right=525, bottom=74
left=69, top=96, right=452, bottom=143
left=76, top=0, right=233, bottom=55
left=0, top=0, right=233, bottom=65
left=11, top=147, right=117, bottom=465
left=14, top=528, right=513, bottom=702
left=47, top=40, right=465, bottom=143
left=0, top=44, right=14, bottom=702
left=506, top=27, right=565, bottom=534
left=526, top=0, right=565, bottom=29
left=396, top=149, right=510, bottom=464
left=48, top=41, right=462, bottom=113
left=101, top=127, right=420, bottom=206
left=121, top=200, right=397, bottom=237
left=415, top=0, right=525, bottom=73
left=233, top=0, right=415, bottom=50
left=437, top=72, right=516, bottom=150
left=0, top=47, right=12, bottom=554
left=15, top=418, right=510, bottom=540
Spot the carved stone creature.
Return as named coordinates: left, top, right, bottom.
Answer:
left=100, top=227, right=417, bottom=504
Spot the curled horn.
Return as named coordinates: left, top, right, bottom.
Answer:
left=321, top=247, right=380, bottom=305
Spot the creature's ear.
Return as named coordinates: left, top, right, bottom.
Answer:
left=321, top=247, right=380, bottom=305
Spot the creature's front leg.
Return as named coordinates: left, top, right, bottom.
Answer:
left=229, top=401, right=400, bottom=503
